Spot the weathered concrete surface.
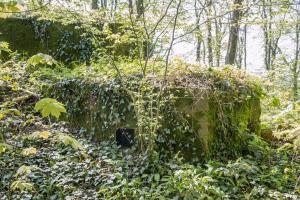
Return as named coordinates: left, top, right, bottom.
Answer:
left=50, top=78, right=261, bottom=161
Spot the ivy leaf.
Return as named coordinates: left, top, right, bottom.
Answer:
left=154, top=173, right=160, bottom=182
left=35, top=98, right=66, bottom=119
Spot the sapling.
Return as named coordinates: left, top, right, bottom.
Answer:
left=34, top=98, right=66, bottom=126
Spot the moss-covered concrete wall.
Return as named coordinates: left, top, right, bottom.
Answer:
left=0, top=17, right=137, bottom=62
left=0, top=18, right=43, bottom=55
left=49, top=76, right=261, bottom=162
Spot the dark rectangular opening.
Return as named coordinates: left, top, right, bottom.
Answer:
left=116, top=128, right=135, bottom=147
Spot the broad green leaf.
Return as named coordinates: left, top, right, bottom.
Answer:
left=27, top=53, right=58, bottom=67
left=35, top=98, right=66, bottom=119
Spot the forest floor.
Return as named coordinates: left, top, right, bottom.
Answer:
left=0, top=58, right=300, bottom=200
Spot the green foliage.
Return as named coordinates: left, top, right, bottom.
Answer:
left=0, top=1, right=19, bottom=18
left=16, top=165, right=31, bottom=177
left=26, top=131, right=52, bottom=140
left=0, top=142, right=12, bottom=154
left=54, top=132, right=85, bottom=151
left=248, top=134, right=270, bottom=158
left=27, top=53, right=58, bottom=69
left=0, top=41, right=11, bottom=54
left=21, top=147, right=37, bottom=156
left=34, top=98, right=66, bottom=119
left=0, top=18, right=299, bottom=199
left=10, top=181, right=34, bottom=192
left=0, top=41, right=12, bottom=61
left=0, top=108, right=21, bottom=120
left=55, top=132, right=84, bottom=150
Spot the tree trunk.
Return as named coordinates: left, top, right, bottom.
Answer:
left=128, top=0, right=133, bottom=14
left=196, top=34, right=202, bottom=62
left=136, top=0, right=144, bottom=18
left=244, top=24, right=247, bottom=69
left=225, top=0, right=243, bottom=65
left=206, top=0, right=213, bottom=67
left=91, top=0, right=99, bottom=10
left=293, top=22, right=300, bottom=102
left=213, top=3, right=222, bottom=67
left=261, top=0, right=274, bottom=70
left=195, top=0, right=202, bottom=63
left=100, top=0, right=107, bottom=8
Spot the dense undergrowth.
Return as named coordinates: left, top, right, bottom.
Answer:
left=0, top=51, right=299, bottom=200
left=0, top=1, right=299, bottom=199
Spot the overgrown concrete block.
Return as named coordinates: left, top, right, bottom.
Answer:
left=0, top=17, right=137, bottom=62
left=49, top=70, right=261, bottom=161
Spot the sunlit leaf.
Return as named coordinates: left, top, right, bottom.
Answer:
left=0, top=41, right=11, bottom=53
left=35, top=98, right=66, bottom=119
left=10, top=180, right=34, bottom=192
left=28, top=131, right=52, bottom=140
left=21, top=147, right=37, bottom=156
left=27, top=53, right=58, bottom=67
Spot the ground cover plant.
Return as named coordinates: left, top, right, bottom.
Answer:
left=0, top=1, right=300, bottom=199
left=0, top=49, right=299, bottom=200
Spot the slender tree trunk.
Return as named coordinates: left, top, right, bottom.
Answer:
left=293, top=22, right=300, bottom=102
left=100, top=0, right=107, bottom=8
left=225, top=0, right=243, bottom=65
left=195, top=0, right=202, bottom=62
left=213, top=4, right=222, bottom=67
left=91, top=0, right=99, bottom=10
left=206, top=0, right=213, bottom=67
left=244, top=24, right=247, bottom=69
left=136, top=0, right=144, bottom=18
left=115, top=0, right=118, bottom=12
left=262, top=0, right=272, bottom=70
left=196, top=27, right=202, bottom=62
left=128, top=0, right=133, bottom=14
left=202, top=41, right=207, bottom=65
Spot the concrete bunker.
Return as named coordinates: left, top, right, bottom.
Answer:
left=50, top=71, right=261, bottom=161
